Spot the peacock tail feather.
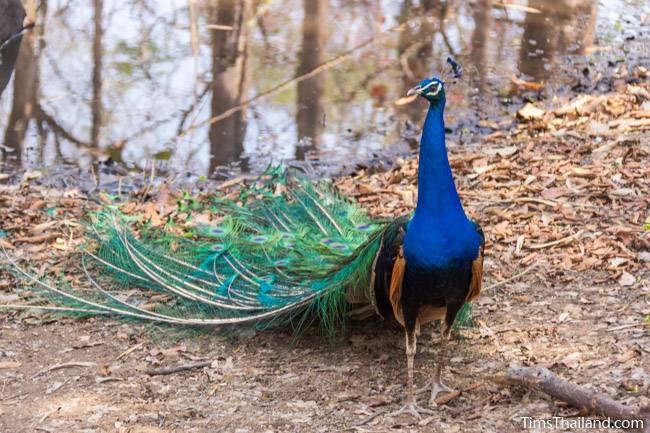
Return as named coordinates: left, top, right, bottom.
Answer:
left=4, top=166, right=397, bottom=337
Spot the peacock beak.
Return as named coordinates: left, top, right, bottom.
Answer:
left=406, top=85, right=422, bottom=96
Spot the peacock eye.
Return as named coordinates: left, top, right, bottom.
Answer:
left=426, top=82, right=442, bottom=97
left=330, top=243, right=348, bottom=251
left=211, top=243, right=225, bottom=252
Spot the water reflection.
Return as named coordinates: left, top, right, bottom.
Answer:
left=296, top=0, right=328, bottom=160
left=519, top=0, right=597, bottom=82
left=0, top=0, right=25, bottom=99
left=0, top=0, right=644, bottom=176
left=207, top=0, right=252, bottom=171
left=3, top=0, right=35, bottom=166
left=394, top=0, right=444, bottom=149
left=469, top=0, right=491, bottom=95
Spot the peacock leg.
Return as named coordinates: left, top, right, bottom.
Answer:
left=387, top=327, right=434, bottom=419
left=429, top=301, right=463, bottom=406
left=429, top=323, right=453, bottom=404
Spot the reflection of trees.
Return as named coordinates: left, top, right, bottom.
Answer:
left=0, top=0, right=25, bottom=99
left=208, top=0, right=252, bottom=173
left=295, top=0, right=328, bottom=160
left=469, top=0, right=491, bottom=94
left=91, top=0, right=103, bottom=148
left=3, top=0, right=39, bottom=165
left=0, top=0, right=604, bottom=171
left=395, top=0, right=439, bottom=148
left=519, top=0, right=596, bottom=81
left=571, top=1, right=597, bottom=55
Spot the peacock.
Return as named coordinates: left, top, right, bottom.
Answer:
left=2, top=59, right=484, bottom=418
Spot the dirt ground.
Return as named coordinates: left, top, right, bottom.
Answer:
left=0, top=277, right=648, bottom=433
left=1, top=72, right=649, bottom=432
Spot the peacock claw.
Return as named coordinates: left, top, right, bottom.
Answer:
left=387, top=401, right=435, bottom=419
left=429, top=381, right=454, bottom=406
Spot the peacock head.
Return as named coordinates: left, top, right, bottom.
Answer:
left=407, top=77, right=445, bottom=105
left=406, top=58, right=460, bottom=106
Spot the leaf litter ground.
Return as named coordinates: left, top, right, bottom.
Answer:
left=0, top=70, right=649, bottom=433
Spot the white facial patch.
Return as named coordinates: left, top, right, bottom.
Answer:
left=424, top=82, right=442, bottom=97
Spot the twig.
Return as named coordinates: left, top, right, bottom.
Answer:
left=144, top=361, right=212, bottom=376
left=31, top=362, right=97, bottom=379
left=215, top=175, right=256, bottom=191
left=482, top=197, right=559, bottom=208
left=484, top=263, right=538, bottom=291
left=0, top=23, right=35, bottom=52
left=37, top=105, right=91, bottom=149
left=14, top=233, right=60, bottom=244
left=607, top=323, right=650, bottom=332
left=37, top=407, right=60, bottom=424
left=0, top=304, right=108, bottom=315
left=95, top=376, right=123, bottom=384
left=176, top=84, right=211, bottom=135
left=116, top=342, right=144, bottom=361
left=353, top=409, right=386, bottom=427
left=527, top=230, right=584, bottom=250
left=479, top=196, right=599, bottom=210
left=498, top=365, right=650, bottom=433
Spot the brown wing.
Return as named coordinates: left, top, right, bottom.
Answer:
left=388, top=246, right=446, bottom=330
left=465, top=222, right=485, bottom=302
left=388, top=246, right=406, bottom=326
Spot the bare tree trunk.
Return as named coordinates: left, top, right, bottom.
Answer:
left=295, top=0, right=328, bottom=160
left=395, top=0, right=437, bottom=148
left=208, top=0, right=252, bottom=174
left=0, top=0, right=25, bottom=98
left=518, top=0, right=575, bottom=81
left=36, top=0, right=47, bottom=164
left=572, top=0, right=597, bottom=55
left=519, top=0, right=596, bottom=82
left=469, top=0, right=491, bottom=95
left=3, top=0, right=37, bottom=164
left=91, top=0, right=103, bottom=148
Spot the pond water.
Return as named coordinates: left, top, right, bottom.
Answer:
left=0, top=0, right=648, bottom=179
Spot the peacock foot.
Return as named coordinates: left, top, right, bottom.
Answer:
left=429, top=381, right=453, bottom=406
left=386, top=400, right=435, bottom=419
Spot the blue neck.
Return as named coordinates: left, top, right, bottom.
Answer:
left=413, top=99, right=464, bottom=220
left=403, top=97, right=480, bottom=269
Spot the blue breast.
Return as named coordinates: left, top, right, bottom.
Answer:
left=403, top=212, right=481, bottom=270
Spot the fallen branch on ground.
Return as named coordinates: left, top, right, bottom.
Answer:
left=497, top=364, right=650, bottom=433
left=144, top=361, right=213, bottom=376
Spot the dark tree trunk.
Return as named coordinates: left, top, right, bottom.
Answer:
left=208, top=0, right=252, bottom=174
left=469, top=0, right=491, bottom=95
left=3, top=0, right=37, bottom=164
left=0, top=0, right=25, bottom=98
left=395, top=0, right=437, bottom=148
left=519, top=0, right=597, bottom=82
left=91, top=0, right=103, bottom=148
left=295, top=0, right=327, bottom=160
left=519, top=0, right=571, bottom=81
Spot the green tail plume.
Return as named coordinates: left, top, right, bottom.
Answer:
left=3, top=167, right=391, bottom=337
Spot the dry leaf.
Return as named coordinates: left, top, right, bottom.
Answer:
left=618, top=272, right=635, bottom=287
left=517, top=103, right=545, bottom=121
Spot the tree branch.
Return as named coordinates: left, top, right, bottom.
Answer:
left=499, top=365, right=650, bottom=433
